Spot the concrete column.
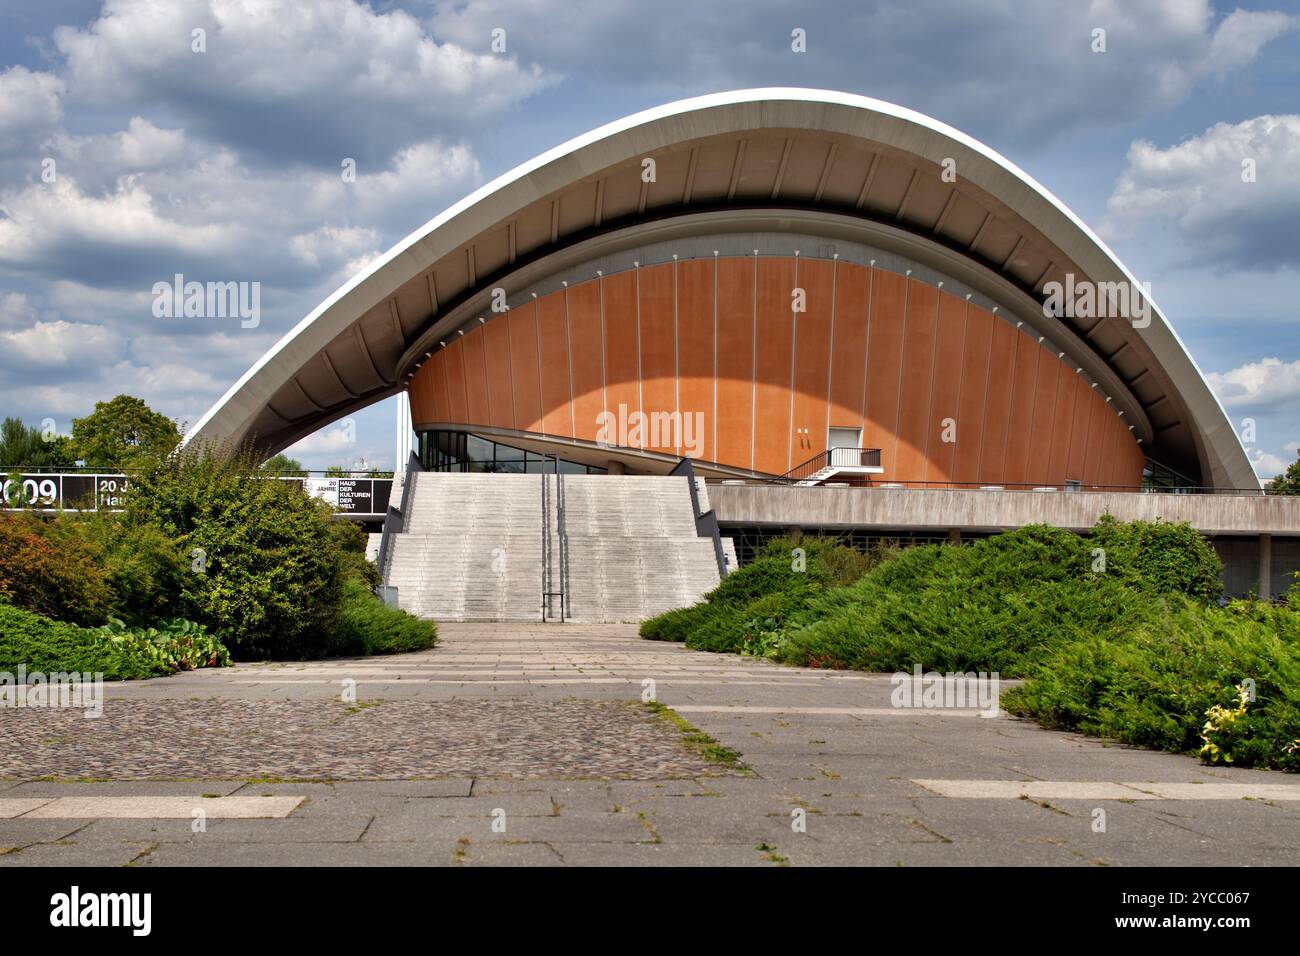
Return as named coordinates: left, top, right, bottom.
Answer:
left=948, top=527, right=961, bottom=545
left=1259, top=533, right=1272, bottom=601
left=606, top=459, right=626, bottom=475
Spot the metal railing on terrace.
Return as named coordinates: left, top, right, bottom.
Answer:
left=737, top=474, right=1268, bottom=497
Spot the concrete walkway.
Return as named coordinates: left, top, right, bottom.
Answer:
left=2, top=623, right=1298, bottom=866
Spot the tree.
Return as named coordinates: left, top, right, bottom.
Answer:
left=71, top=396, right=181, bottom=470
left=1269, top=450, right=1300, bottom=495
left=124, top=447, right=346, bottom=659
left=0, top=417, right=77, bottom=469
left=260, top=453, right=304, bottom=475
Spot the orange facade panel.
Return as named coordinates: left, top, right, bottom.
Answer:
left=893, top=280, right=939, bottom=484
left=714, top=257, right=755, bottom=469
left=977, top=316, right=1017, bottom=484
left=926, top=291, right=967, bottom=483
left=566, top=279, right=605, bottom=442
left=460, top=327, right=490, bottom=427
left=677, top=258, right=715, bottom=462
left=752, top=257, right=795, bottom=474
left=601, top=270, right=640, bottom=442
left=1003, top=333, right=1042, bottom=487
left=1026, top=346, right=1062, bottom=487
left=827, top=259, right=869, bottom=429
left=951, top=304, right=993, bottom=485
left=507, top=303, right=542, bottom=432
left=788, top=258, right=834, bottom=471
left=535, top=292, right=573, bottom=437
left=862, top=268, right=906, bottom=474
left=406, top=257, right=1145, bottom=489
left=481, top=312, right=514, bottom=430
left=443, top=337, right=468, bottom=423
left=638, top=263, right=678, bottom=455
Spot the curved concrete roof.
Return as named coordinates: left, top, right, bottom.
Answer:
left=185, top=88, right=1256, bottom=489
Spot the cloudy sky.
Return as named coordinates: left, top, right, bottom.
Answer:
left=0, top=0, right=1297, bottom=478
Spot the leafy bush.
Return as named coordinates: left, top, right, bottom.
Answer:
left=94, top=617, right=231, bottom=672
left=1, top=603, right=202, bottom=681
left=54, top=513, right=189, bottom=626
left=639, top=536, right=882, bottom=653
left=775, top=526, right=1118, bottom=674
left=324, top=579, right=437, bottom=657
left=0, top=513, right=113, bottom=626
left=327, top=517, right=379, bottom=589
left=1004, top=596, right=1300, bottom=771
left=1090, top=514, right=1223, bottom=601
left=125, top=447, right=346, bottom=659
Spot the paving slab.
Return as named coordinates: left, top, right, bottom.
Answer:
left=19, top=796, right=305, bottom=819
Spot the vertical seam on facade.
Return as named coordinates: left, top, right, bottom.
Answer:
left=951, top=298, right=970, bottom=482
left=564, top=285, right=575, bottom=438
left=673, top=257, right=681, bottom=457
left=890, top=273, right=910, bottom=477
left=533, top=303, right=543, bottom=432
left=975, top=314, right=995, bottom=482
left=999, top=327, right=1021, bottom=482
left=750, top=252, right=758, bottom=473
left=480, top=325, right=491, bottom=424
left=825, top=256, right=837, bottom=450
left=1063, top=375, right=1080, bottom=480
left=1023, top=339, right=1044, bottom=485
left=919, top=287, right=942, bottom=484
left=458, top=340, right=469, bottom=425
left=441, top=351, right=452, bottom=425
left=635, top=264, right=643, bottom=449
left=787, top=255, right=799, bottom=472
left=860, top=262, right=874, bottom=434
left=505, top=310, right=517, bottom=430
left=712, top=252, right=718, bottom=463
left=599, top=274, right=608, bottom=424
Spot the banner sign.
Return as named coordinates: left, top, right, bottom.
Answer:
left=1, top=473, right=392, bottom=518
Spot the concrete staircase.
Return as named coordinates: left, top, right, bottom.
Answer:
left=384, top=473, right=544, bottom=622
left=559, top=475, right=723, bottom=623
left=381, top=471, right=726, bottom=623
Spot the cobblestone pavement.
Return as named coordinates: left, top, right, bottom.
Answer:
left=2, top=623, right=1299, bottom=867
left=0, top=698, right=739, bottom=780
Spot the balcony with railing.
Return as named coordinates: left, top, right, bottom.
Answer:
left=779, top=447, right=884, bottom=486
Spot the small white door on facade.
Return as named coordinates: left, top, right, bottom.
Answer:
left=827, top=427, right=862, bottom=467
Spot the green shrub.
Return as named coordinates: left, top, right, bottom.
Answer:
left=0, top=602, right=163, bottom=680
left=324, top=579, right=438, bottom=656
left=125, top=447, right=346, bottom=659
left=1004, top=596, right=1300, bottom=771
left=94, top=617, right=232, bottom=672
left=327, top=517, right=379, bottom=588
left=63, top=514, right=188, bottom=626
left=639, top=536, right=880, bottom=653
left=0, top=513, right=113, bottom=626
left=776, top=526, right=1111, bottom=674
left=1090, top=514, right=1223, bottom=601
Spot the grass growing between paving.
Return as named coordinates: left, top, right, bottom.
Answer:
left=641, top=701, right=750, bottom=773
left=641, top=520, right=1300, bottom=771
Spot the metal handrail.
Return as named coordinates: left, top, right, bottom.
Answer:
left=541, top=462, right=551, bottom=620
left=777, top=447, right=883, bottom=484
left=557, top=465, right=569, bottom=622
left=541, top=457, right=567, bottom=621
left=670, top=456, right=728, bottom=577
left=376, top=450, right=422, bottom=586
